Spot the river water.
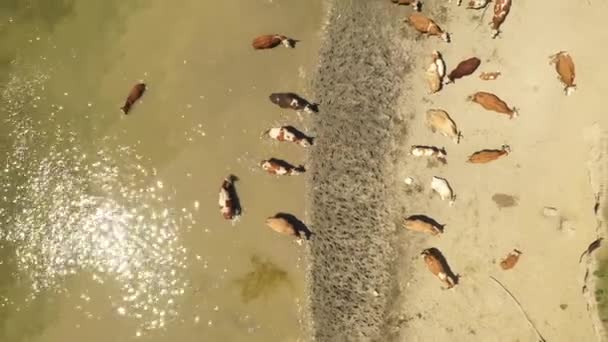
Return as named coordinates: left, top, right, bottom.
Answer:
left=0, top=1, right=323, bottom=341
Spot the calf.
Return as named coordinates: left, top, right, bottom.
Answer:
left=549, top=51, right=576, bottom=96
left=269, top=93, right=318, bottom=113
left=410, top=145, right=447, bottom=164
left=391, top=0, right=422, bottom=11
left=479, top=71, right=501, bottom=80
left=426, top=50, right=446, bottom=94
left=421, top=248, right=458, bottom=289
left=500, top=249, right=522, bottom=270
left=445, top=57, right=481, bottom=84
left=431, top=176, right=455, bottom=206
left=252, top=34, right=296, bottom=49
left=467, top=91, right=518, bottom=119
left=404, top=215, right=444, bottom=236
left=219, top=175, right=241, bottom=221
left=260, top=158, right=305, bottom=176
left=490, top=0, right=512, bottom=38
left=406, top=13, right=450, bottom=42
left=426, top=109, right=462, bottom=144
left=467, top=145, right=510, bottom=164
left=263, top=126, right=314, bottom=147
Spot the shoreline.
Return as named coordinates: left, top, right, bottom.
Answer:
left=304, top=1, right=407, bottom=340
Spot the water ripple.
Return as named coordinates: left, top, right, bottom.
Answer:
left=0, top=65, right=194, bottom=334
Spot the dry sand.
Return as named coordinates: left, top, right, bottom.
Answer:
left=388, top=0, right=608, bottom=341
left=306, top=0, right=608, bottom=341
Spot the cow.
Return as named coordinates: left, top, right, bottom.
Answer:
left=421, top=248, right=458, bottom=289
left=269, top=93, right=318, bottom=113
left=219, top=175, right=241, bottom=221
left=262, top=126, right=314, bottom=147
left=445, top=57, right=481, bottom=84
left=426, top=50, right=446, bottom=94
left=391, top=0, right=422, bottom=11
left=500, top=249, right=522, bottom=270
left=404, top=215, right=445, bottom=236
left=479, top=71, right=501, bottom=80
left=121, top=83, right=146, bottom=115
left=467, top=91, right=518, bottom=119
left=405, top=13, right=450, bottom=42
left=490, top=0, right=512, bottom=38
left=252, top=34, right=296, bottom=49
left=260, top=158, right=305, bottom=176
left=265, top=213, right=312, bottom=242
left=467, top=0, right=491, bottom=9
left=426, top=109, right=462, bottom=144
left=431, top=176, right=455, bottom=206
left=410, top=145, right=447, bottom=164
left=467, top=145, right=511, bottom=164
left=549, top=51, right=576, bottom=96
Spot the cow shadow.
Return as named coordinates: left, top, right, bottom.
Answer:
left=426, top=247, right=459, bottom=285
left=274, top=213, right=313, bottom=240
left=406, top=214, right=445, bottom=233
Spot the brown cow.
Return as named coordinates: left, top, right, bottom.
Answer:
left=260, top=158, right=305, bottom=176
left=426, top=50, right=446, bottom=94
left=467, top=91, right=518, bottom=119
left=446, top=57, right=481, bottom=84
left=467, top=0, right=491, bottom=9
left=467, top=145, right=510, bottom=164
left=479, top=71, right=501, bottom=80
left=219, top=175, right=241, bottom=221
left=252, top=35, right=296, bottom=49
left=404, top=215, right=444, bottom=236
left=500, top=249, right=522, bottom=270
left=421, top=248, right=458, bottom=289
left=265, top=213, right=312, bottom=241
left=426, top=109, right=462, bottom=144
left=490, top=0, right=512, bottom=38
left=391, top=0, right=422, bottom=11
left=263, top=126, right=314, bottom=147
left=406, top=13, right=450, bottom=42
left=121, top=83, right=146, bottom=115
left=549, top=51, right=576, bottom=96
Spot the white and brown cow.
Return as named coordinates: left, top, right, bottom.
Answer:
left=263, top=125, right=314, bottom=147
left=219, top=175, right=241, bottom=221
left=260, top=158, right=305, bottom=176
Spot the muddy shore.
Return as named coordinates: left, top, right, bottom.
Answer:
left=304, top=1, right=408, bottom=340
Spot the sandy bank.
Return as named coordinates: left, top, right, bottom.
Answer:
left=306, top=0, right=608, bottom=341
left=387, top=0, right=608, bottom=341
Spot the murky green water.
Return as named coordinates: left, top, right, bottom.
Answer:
left=0, top=1, right=323, bottom=341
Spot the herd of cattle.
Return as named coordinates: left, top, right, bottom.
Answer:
left=397, top=0, right=576, bottom=288
left=118, top=1, right=577, bottom=288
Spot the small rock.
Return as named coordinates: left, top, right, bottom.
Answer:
left=543, top=207, right=559, bottom=217
left=560, top=304, right=568, bottom=310
left=560, top=219, right=575, bottom=232
left=404, top=177, right=414, bottom=185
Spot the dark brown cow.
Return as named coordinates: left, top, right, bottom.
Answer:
left=445, top=57, right=481, bottom=84
left=121, top=83, right=146, bottom=114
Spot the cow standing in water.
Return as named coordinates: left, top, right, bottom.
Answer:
left=269, top=93, right=318, bottom=114
left=262, top=126, right=314, bottom=147
left=219, top=175, right=241, bottom=222
left=260, top=158, right=305, bottom=176
left=252, top=35, right=297, bottom=49
left=121, top=83, right=146, bottom=114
